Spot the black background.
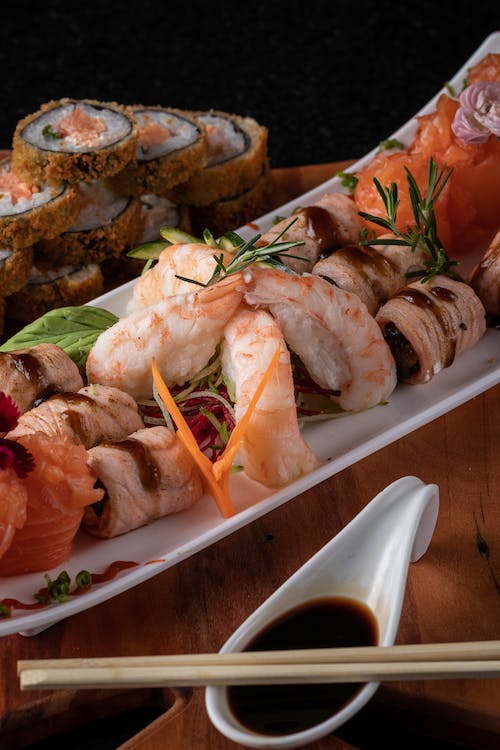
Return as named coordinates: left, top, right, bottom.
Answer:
left=2, top=3, right=498, bottom=748
left=0, top=1, right=497, bottom=168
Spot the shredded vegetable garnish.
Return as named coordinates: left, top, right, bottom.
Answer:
left=151, top=349, right=280, bottom=518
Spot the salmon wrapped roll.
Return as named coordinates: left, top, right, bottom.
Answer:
left=258, top=192, right=364, bottom=274
left=0, top=343, right=83, bottom=415
left=6, top=262, right=103, bottom=323
left=36, top=180, right=142, bottom=265
left=170, top=111, right=268, bottom=206
left=313, top=234, right=427, bottom=315
left=84, top=426, right=203, bottom=538
left=375, top=275, right=486, bottom=384
left=0, top=154, right=80, bottom=249
left=7, top=384, right=144, bottom=447
left=12, top=99, right=137, bottom=185
left=469, top=229, right=500, bottom=317
left=107, top=106, right=207, bottom=195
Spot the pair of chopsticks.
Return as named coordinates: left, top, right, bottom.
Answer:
left=18, top=640, right=500, bottom=690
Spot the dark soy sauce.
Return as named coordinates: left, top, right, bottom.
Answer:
left=228, top=597, right=378, bottom=736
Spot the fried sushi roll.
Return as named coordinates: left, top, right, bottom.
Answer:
left=0, top=343, right=83, bottom=415
left=7, top=383, right=144, bottom=446
left=469, top=229, right=500, bottom=317
left=313, top=234, right=427, bottom=315
left=36, top=180, right=142, bottom=265
left=0, top=245, right=33, bottom=296
left=189, top=165, right=274, bottom=237
left=170, top=111, right=268, bottom=206
left=84, top=426, right=203, bottom=538
left=107, top=106, right=207, bottom=195
left=7, top=262, right=103, bottom=323
left=375, top=275, right=486, bottom=384
left=258, top=192, right=364, bottom=274
left=0, top=297, right=4, bottom=339
left=0, top=154, right=80, bottom=249
left=12, top=99, right=137, bottom=185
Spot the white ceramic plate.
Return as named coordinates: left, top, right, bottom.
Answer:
left=1, top=32, right=499, bottom=637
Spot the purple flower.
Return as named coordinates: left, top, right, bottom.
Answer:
left=0, top=391, right=20, bottom=433
left=0, top=438, right=35, bottom=478
left=452, top=81, right=500, bottom=144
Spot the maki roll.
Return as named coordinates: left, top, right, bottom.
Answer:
left=0, top=297, right=4, bottom=339
left=35, top=180, right=142, bottom=265
left=84, top=426, right=203, bottom=538
left=0, top=245, right=34, bottom=296
left=107, top=106, right=207, bottom=195
left=170, top=110, right=268, bottom=206
left=0, top=153, right=80, bottom=249
left=469, top=229, right=500, bottom=317
left=189, top=165, right=274, bottom=237
left=12, top=98, right=137, bottom=185
left=6, top=262, right=103, bottom=323
left=375, top=275, right=486, bottom=384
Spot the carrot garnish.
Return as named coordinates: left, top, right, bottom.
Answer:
left=151, top=347, right=280, bottom=519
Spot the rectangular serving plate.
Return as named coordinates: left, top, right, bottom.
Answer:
left=1, top=32, right=499, bottom=638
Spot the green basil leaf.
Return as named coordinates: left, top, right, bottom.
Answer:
left=0, top=305, right=118, bottom=371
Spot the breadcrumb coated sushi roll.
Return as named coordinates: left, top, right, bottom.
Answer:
left=35, top=180, right=142, bottom=265
left=0, top=154, right=80, bottom=248
left=189, top=164, right=274, bottom=236
left=169, top=110, right=268, bottom=206
left=0, top=245, right=34, bottom=296
left=12, top=98, right=138, bottom=185
left=6, top=262, right=103, bottom=323
left=107, top=106, right=207, bottom=195
left=0, top=297, right=4, bottom=339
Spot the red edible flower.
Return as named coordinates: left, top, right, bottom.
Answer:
left=0, top=438, right=35, bottom=478
left=0, top=391, right=20, bottom=433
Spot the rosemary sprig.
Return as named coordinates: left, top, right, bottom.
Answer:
left=358, top=157, right=459, bottom=282
left=175, top=217, right=306, bottom=288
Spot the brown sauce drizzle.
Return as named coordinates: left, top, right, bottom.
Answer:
left=302, top=206, right=341, bottom=254
left=104, top=438, right=160, bottom=491
left=384, top=322, right=420, bottom=379
left=10, top=352, right=51, bottom=398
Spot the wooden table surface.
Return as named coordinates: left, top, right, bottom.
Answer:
left=1, top=162, right=500, bottom=750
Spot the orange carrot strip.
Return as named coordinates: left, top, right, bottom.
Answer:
left=213, top=346, right=281, bottom=482
left=151, top=359, right=236, bottom=518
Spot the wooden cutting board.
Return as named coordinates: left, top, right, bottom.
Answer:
left=1, top=162, right=500, bottom=750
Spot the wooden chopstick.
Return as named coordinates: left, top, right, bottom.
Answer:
left=18, top=641, right=500, bottom=690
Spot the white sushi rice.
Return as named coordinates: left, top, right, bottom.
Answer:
left=0, top=249, right=12, bottom=262
left=135, top=110, right=200, bottom=162
left=198, top=113, right=246, bottom=166
left=69, top=180, right=129, bottom=232
left=28, top=263, right=80, bottom=284
left=139, top=194, right=179, bottom=242
left=0, top=161, right=64, bottom=216
left=21, top=102, right=132, bottom=153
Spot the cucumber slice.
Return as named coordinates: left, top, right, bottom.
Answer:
left=127, top=240, right=169, bottom=260
left=159, top=226, right=201, bottom=244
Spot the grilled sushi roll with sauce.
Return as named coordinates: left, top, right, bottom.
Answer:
left=12, top=99, right=138, bottom=185
left=7, top=383, right=144, bottom=447
left=469, top=229, right=500, bottom=318
left=36, top=180, right=142, bottom=265
left=313, top=234, right=427, bottom=316
left=107, top=106, right=207, bottom=195
left=258, top=192, right=364, bottom=274
left=0, top=343, right=83, bottom=415
left=170, top=111, right=268, bottom=206
left=6, top=262, right=103, bottom=323
left=375, top=275, right=486, bottom=384
left=84, top=426, right=203, bottom=538
left=0, top=153, right=80, bottom=249
left=0, top=245, right=33, bottom=296
left=189, top=165, right=274, bottom=237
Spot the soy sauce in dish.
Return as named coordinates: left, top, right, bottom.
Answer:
left=228, top=596, right=378, bottom=736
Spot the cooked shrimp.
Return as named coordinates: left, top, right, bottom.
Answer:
left=245, top=268, right=397, bottom=411
left=127, top=242, right=233, bottom=312
left=257, top=192, right=364, bottom=273
left=221, top=305, right=320, bottom=487
left=87, top=274, right=244, bottom=400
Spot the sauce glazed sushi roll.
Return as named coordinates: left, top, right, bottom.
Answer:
left=170, top=110, right=268, bottom=206
left=469, top=229, right=500, bottom=318
left=36, top=180, right=142, bottom=266
left=0, top=153, right=80, bottom=249
left=107, top=106, right=207, bottom=195
left=6, top=262, right=103, bottom=323
left=12, top=98, right=138, bottom=185
left=375, top=274, right=487, bottom=384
